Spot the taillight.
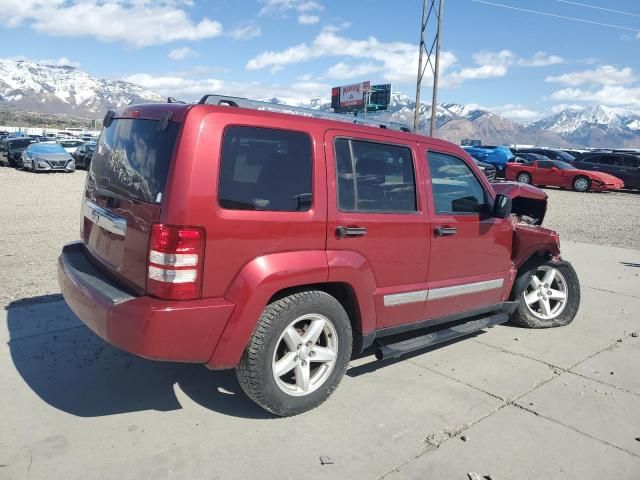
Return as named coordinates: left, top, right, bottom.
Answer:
left=147, top=223, right=205, bottom=300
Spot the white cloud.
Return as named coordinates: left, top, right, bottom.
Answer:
left=550, top=84, right=640, bottom=108
left=325, top=62, right=381, bottom=80
left=124, top=72, right=331, bottom=105
left=229, top=24, right=262, bottom=40
left=550, top=104, right=585, bottom=114
left=492, top=104, right=542, bottom=121
left=546, top=65, right=636, bottom=86
left=168, top=47, right=197, bottom=61
left=448, top=50, right=516, bottom=83
left=0, top=0, right=222, bottom=47
left=518, top=51, right=564, bottom=67
left=246, top=27, right=457, bottom=84
left=260, top=0, right=324, bottom=24
left=298, top=14, right=319, bottom=24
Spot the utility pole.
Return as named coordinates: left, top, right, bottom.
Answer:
left=413, top=0, right=427, bottom=133
left=414, top=0, right=445, bottom=137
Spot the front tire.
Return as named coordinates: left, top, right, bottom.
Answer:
left=510, top=260, right=580, bottom=328
left=517, top=172, right=532, bottom=184
left=236, top=291, right=352, bottom=416
left=573, top=176, right=591, bottom=192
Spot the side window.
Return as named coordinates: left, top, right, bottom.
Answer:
left=334, top=138, right=417, bottom=213
left=537, top=160, right=554, bottom=169
left=582, top=156, right=598, bottom=164
left=599, top=156, right=619, bottom=166
left=427, top=151, right=486, bottom=215
left=218, top=126, right=312, bottom=211
left=621, top=156, right=638, bottom=168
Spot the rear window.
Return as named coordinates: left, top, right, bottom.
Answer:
left=218, top=126, right=312, bottom=211
left=9, top=139, right=33, bottom=148
left=88, top=119, right=180, bottom=203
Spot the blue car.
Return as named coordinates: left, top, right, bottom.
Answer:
left=463, top=146, right=514, bottom=176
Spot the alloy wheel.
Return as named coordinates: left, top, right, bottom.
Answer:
left=523, top=265, right=568, bottom=321
left=272, top=313, right=338, bottom=396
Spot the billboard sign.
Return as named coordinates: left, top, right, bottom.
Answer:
left=338, top=81, right=370, bottom=108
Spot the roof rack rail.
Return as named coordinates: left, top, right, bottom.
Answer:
left=197, top=94, right=412, bottom=133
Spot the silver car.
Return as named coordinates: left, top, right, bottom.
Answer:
left=22, top=143, right=75, bottom=172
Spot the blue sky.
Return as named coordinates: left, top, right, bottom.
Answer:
left=1, top=0, right=639, bottom=120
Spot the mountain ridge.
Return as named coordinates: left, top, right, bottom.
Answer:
left=0, top=59, right=638, bottom=148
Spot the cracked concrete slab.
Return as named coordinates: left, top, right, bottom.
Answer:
left=572, top=337, right=640, bottom=396
left=409, top=338, right=557, bottom=401
left=516, top=372, right=640, bottom=456
left=476, top=287, right=640, bottom=369
left=1, top=302, right=503, bottom=480
left=383, top=405, right=640, bottom=480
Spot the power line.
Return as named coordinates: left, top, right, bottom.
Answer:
left=470, top=0, right=640, bottom=33
left=556, top=1, right=640, bottom=19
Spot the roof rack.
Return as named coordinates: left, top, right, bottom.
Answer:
left=197, top=94, right=412, bottom=133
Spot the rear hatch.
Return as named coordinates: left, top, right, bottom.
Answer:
left=82, top=105, right=186, bottom=294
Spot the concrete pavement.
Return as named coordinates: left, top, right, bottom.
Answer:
left=1, top=240, right=639, bottom=480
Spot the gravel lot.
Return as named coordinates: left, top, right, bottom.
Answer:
left=0, top=166, right=638, bottom=305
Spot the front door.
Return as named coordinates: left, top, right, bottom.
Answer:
left=422, top=148, right=514, bottom=320
left=325, top=130, right=430, bottom=329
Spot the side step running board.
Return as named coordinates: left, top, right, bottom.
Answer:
left=374, top=313, right=508, bottom=360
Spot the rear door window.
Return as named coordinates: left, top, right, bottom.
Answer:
left=218, top=126, right=312, bottom=211
left=621, top=156, right=639, bottom=168
left=334, top=138, right=416, bottom=213
left=89, top=118, right=180, bottom=203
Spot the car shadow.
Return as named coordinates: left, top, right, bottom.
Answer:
left=6, top=296, right=272, bottom=419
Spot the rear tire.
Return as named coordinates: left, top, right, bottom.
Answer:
left=510, top=260, right=580, bottom=328
left=236, top=291, right=352, bottom=416
left=573, top=176, right=591, bottom=192
left=516, top=172, right=532, bottom=184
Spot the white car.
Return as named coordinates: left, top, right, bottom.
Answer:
left=58, top=139, right=84, bottom=154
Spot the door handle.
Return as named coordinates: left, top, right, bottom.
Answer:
left=336, top=226, right=367, bottom=238
left=435, top=226, right=457, bottom=236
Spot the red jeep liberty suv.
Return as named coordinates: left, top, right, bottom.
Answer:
left=58, top=96, right=580, bottom=416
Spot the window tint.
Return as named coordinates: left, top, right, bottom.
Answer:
left=428, top=151, right=486, bottom=214
left=89, top=119, right=179, bottom=203
left=219, top=126, right=312, bottom=211
left=600, top=156, right=620, bottom=166
left=335, top=138, right=416, bottom=213
left=537, top=160, right=554, bottom=169
left=620, top=156, right=638, bottom=168
left=581, top=155, right=599, bottom=164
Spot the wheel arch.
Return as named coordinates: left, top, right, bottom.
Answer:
left=206, top=250, right=374, bottom=369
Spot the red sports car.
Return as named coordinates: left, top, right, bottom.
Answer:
left=506, top=159, right=624, bottom=192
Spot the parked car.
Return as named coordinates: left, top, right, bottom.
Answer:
left=462, top=145, right=513, bottom=177
left=58, top=96, right=581, bottom=416
left=512, top=148, right=575, bottom=163
left=58, top=139, right=84, bottom=153
left=21, top=142, right=75, bottom=172
left=571, top=152, right=640, bottom=190
left=474, top=159, right=497, bottom=181
left=511, top=152, right=550, bottom=163
left=506, top=158, right=623, bottom=192
left=72, top=142, right=96, bottom=169
left=1, top=137, right=37, bottom=167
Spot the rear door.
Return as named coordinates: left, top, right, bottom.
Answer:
left=619, top=156, right=640, bottom=188
left=422, top=148, right=513, bottom=319
left=82, top=114, right=182, bottom=293
left=325, top=130, right=430, bottom=329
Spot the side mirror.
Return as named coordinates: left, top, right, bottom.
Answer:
left=550, top=167, right=558, bottom=172
left=493, top=194, right=512, bottom=219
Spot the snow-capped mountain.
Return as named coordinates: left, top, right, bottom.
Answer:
left=0, top=58, right=637, bottom=147
left=531, top=105, right=640, bottom=148
left=0, top=59, right=162, bottom=116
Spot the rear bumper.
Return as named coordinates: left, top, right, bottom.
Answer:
left=57, top=242, right=235, bottom=362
